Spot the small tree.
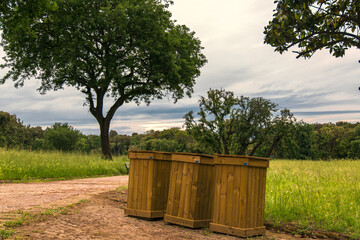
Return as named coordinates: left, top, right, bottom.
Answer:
left=0, top=0, right=207, bottom=159
left=264, top=0, right=360, bottom=58
left=184, top=89, right=280, bottom=156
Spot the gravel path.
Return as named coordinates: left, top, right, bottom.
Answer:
left=0, top=175, right=128, bottom=212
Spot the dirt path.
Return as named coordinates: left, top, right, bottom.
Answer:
left=0, top=176, right=312, bottom=239
left=0, top=176, right=128, bottom=212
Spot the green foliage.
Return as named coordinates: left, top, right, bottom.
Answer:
left=43, top=123, right=82, bottom=152
left=275, top=121, right=360, bottom=160
left=128, top=128, right=200, bottom=153
left=266, top=160, right=360, bottom=237
left=0, top=0, right=207, bottom=159
left=0, top=111, right=42, bottom=149
left=264, top=0, right=360, bottom=58
left=184, top=88, right=294, bottom=157
left=0, top=148, right=128, bottom=181
left=350, top=140, right=360, bottom=158
left=109, top=131, right=131, bottom=155
left=0, top=229, right=14, bottom=239
left=1, top=109, right=360, bottom=159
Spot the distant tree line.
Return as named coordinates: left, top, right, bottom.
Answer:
left=0, top=112, right=101, bottom=153
left=1, top=89, right=360, bottom=159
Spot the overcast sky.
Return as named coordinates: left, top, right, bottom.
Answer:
left=1, top=0, right=360, bottom=135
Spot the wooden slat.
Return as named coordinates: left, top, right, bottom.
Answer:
left=124, top=208, right=164, bottom=219
left=212, top=164, right=221, bottom=224
left=146, top=159, right=154, bottom=211
left=201, top=165, right=209, bottom=220
left=136, top=160, right=143, bottom=210
left=127, top=158, right=134, bottom=209
left=128, top=150, right=172, bottom=161
left=154, top=152, right=172, bottom=160
left=239, top=165, right=248, bottom=228
left=202, top=165, right=211, bottom=220
left=178, top=162, right=188, bottom=218
left=219, top=165, right=227, bottom=224
left=258, top=168, right=267, bottom=227
left=206, top=164, right=214, bottom=220
left=183, top=162, right=193, bottom=219
left=214, top=157, right=248, bottom=166
left=140, top=159, right=148, bottom=210
left=128, top=152, right=154, bottom=160
left=173, top=161, right=183, bottom=216
left=225, top=165, right=234, bottom=226
left=189, top=163, right=199, bottom=220
left=252, top=167, right=260, bottom=228
left=209, top=223, right=266, bottom=237
left=132, top=159, right=140, bottom=210
left=172, top=153, right=214, bottom=165
left=232, top=165, right=241, bottom=227
left=164, top=214, right=211, bottom=229
left=247, top=159, right=269, bottom=168
left=195, top=163, right=205, bottom=219
left=152, top=159, right=160, bottom=210
left=166, top=161, right=178, bottom=215
left=157, top=160, right=164, bottom=210
left=160, top=160, right=171, bottom=211
left=246, top=167, right=255, bottom=228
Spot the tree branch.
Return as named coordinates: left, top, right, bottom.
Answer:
left=285, top=30, right=360, bottom=50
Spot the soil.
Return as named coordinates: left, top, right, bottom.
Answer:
left=0, top=176, right=331, bottom=239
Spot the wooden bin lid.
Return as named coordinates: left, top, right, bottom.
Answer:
left=128, top=150, right=172, bottom=161
left=171, top=152, right=214, bottom=165
left=214, top=154, right=269, bottom=168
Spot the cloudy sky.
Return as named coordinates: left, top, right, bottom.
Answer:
left=1, top=0, right=360, bottom=135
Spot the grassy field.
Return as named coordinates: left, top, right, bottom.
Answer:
left=0, top=148, right=128, bottom=181
left=265, top=160, right=360, bottom=239
left=1, top=149, right=359, bottom=238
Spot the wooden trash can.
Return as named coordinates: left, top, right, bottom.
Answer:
left=164, top=153, right=215, bottom=228
left=125, top=150, right=172, bottom=219
left=209, top=155, right=269, bottom=237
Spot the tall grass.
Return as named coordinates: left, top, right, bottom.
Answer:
left=0, top=148, right=128, bottom=181
left=265, top=160, right=360, bottom=238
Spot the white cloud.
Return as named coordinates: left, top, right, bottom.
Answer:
left=0, top=0, right=359, bottom=135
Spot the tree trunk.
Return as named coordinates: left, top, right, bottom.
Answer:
left=249, top=141, right=263, bottom=156
left=266, top=136, right=281, bottom=158
left=236, top=144, right=248, bottom=155
left=99, top=119, right=112, bottom=160
left=87, top=88, right=125, bottom=160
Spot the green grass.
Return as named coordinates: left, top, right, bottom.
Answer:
left=265, top=160, right=360, bottom=239
left=1, top=149, right=359, bottom=238
left=0, top=229, right=14, bottom=239
left=0, top=148, right=128, bottom=181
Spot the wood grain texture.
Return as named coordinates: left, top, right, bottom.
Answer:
left=210, top=155, right=269, bottom=237
left=125, top=151, right=172, bottom=219
left=164, top=153, right=214, bottom=228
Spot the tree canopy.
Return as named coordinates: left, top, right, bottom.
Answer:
left=0, top=0, right=207, bottom=159
left=184, top=89, right=293, bottom=157
left=264, top=0, right=360, bottom=58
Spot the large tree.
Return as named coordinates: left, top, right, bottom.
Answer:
left=264, top=0, right=360, bottom=58
left=0, top=0, right=207, bottom=159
